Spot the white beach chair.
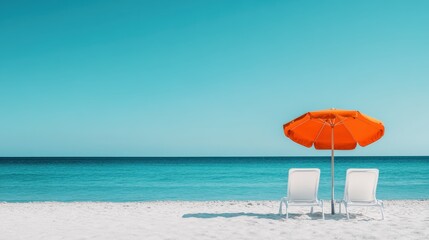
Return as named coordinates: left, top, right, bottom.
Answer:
left=278, top=168, right=324, bottom=219
left=338, top=169, right=384, bottom=220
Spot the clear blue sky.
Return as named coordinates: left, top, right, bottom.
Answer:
left=1, top=0, right=428, bottom=156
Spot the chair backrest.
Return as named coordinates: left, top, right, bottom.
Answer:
left=344, top=169, right=379, bottom=202
left=287, top=168, right=320, bottom=202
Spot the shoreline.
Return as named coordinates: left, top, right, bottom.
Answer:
left=1, top=200, right=428, bottom=239
left=1, top=198, right=429, bottom=203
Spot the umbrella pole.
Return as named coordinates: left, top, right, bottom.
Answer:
left=331, top=126, right=335, bottom=214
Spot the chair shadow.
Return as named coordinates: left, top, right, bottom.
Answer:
left=182, top=212, right=283, bottom=220
left=182, top=212, right=369, bottom=221
left=183, top=212, right=327, bottom=220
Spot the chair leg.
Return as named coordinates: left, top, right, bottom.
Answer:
left=380, top=205, right=384, bottom=220
left=339, top=202, right=342, bottom=214
left=278, top=199, right=283, bottom=215
left=345, top=205, right=350, bottom=220
left=321, top=202, right=325, bottom=220
left=286, top=202, right=289, bottom=219
left=310, top=206, right=314, bottom=214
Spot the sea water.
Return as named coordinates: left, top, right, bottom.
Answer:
left=0, top=157, right=428, bottom=202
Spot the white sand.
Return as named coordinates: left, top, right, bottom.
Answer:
left=0, top=200, right=428, bottom=240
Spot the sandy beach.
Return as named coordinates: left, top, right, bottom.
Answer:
left=0, top=200, right=428, bottom=240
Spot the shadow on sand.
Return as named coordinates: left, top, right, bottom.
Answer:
left=182, top=212, right=367, bottom=221
left=183, top=212, right=283, bottom=220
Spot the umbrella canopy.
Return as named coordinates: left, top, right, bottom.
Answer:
left=283, top=109, right=384, bottom=214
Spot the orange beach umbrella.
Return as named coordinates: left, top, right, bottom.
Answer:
left=283, top=109, right=384, bottom=214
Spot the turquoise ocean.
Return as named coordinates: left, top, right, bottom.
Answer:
left=0, top=157, right=428, bottom=202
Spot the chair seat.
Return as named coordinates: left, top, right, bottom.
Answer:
left=339, top=169, right=384, bottom=220
left=287, top=200, right=322, bottom=206
left=278, top=169, right=324, bottom=219
left=343, top=200, right=382, bottom=206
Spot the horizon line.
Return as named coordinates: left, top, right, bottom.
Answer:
left=0, top=155, right=428, bottom=158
